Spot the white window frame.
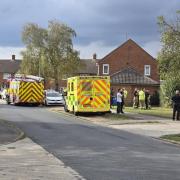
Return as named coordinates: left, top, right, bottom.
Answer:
left=3, top=73, right=11, bottom=80
left=103, top=64, right=109, bottom=75
left=144, top=65, right=151, bottom=76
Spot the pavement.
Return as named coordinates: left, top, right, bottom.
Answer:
left=0, top=138, right=84, bottom=180
left=0, top=100, right=85, bottom=180
left=0, top=99, right=180, bottom=179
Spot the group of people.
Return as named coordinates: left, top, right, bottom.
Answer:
left=133, top=88, right=151, bottom=109
left=110, top=87, right=151, bottom=114
left=110, top=87, right=180, bottom=120
left=110, top=88, right=127, bottom=114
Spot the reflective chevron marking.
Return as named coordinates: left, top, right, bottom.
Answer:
left=93, top=80, right=109, bottom=107
left=19, top=82, right=44, bottom=103
left=77, top=79, right=109, bottom=108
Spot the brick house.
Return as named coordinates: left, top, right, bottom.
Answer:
left=0, top=39, right=160, bottom=105
left=0, top=54, right=98, bottom=91
left=97, top=39, right=160, bottom=105
left=0, top=55, right=21, bottom=90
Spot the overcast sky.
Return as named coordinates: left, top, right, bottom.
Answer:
left=0, top=0, right=179, bottom=59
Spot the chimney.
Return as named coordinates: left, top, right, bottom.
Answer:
left=12, top=55, right=15, bottom=60
left=92, top=53, right=97, bottom=60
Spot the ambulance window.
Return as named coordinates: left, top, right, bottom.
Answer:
left=82, top=81, right=92, bottom=91
left=71, top=82, right=74, bottom=91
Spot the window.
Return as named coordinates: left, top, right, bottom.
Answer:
left=3, top=73, right=11, bottom=80
left=82, top=81, right=92, bottom=91
left=103, top=64, right=109, bottom=74
left=71, top=82, right=74, bottom=91
left=68, top=83, right=70, bottom=91
left=144, top=65, right=151, bottom=76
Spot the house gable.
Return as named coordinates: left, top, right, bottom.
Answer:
left=98, top=39, right=159, bottom=82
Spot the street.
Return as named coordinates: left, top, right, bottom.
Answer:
left=1, top=104, right=180, bottom=180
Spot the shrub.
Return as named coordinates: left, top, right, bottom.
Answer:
left=160, top=77, right=180, bottom=107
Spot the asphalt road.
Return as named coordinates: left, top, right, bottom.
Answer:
left=1, top=104, right=180, bottom=180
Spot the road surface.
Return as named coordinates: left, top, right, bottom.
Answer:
left=1, top=104, right=180, bottom=180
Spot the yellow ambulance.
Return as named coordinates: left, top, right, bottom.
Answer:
left=64, top=76, right=111, bottom=115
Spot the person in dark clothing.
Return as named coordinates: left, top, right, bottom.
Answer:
left=120, top=89, right=124, bottom=113
left=172, top=90, right=180, bottom=121
left=133, top=88, right=139, bottom=108
left=110, top=88, right=114, bottom=108
left=145, top=89, right=150, bottom=109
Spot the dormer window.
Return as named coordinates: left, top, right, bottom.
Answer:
left=103, top=64, right=109, bottom=75
left=144, top=65, right=151, bottom=76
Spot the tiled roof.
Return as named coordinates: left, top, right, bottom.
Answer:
left=0, top=60, right=21, bottom=73
left=77, top=59, right=98, bottom=75
left=0, top=58, right=98, bottom=75
left=99, top=39, right=156, bottom=63
left=111, top=67, right=159, bottom=85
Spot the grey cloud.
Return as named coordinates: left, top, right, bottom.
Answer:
left=0, top=0, right=179, bottom=48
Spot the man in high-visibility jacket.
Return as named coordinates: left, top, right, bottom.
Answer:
left=139, top=88, right=145, bottom=109
left=122, top=88, right=127, bottom=99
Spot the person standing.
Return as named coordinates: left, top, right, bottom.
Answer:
left=172, top=90, right=180, bottom=121
left=123, top=88, right=128, bottom=107
left=145, top=89, right=150, bottom=109
left=120, top=89, right=124, bottom=113
left=110, top=88, right=114, bottom=108
left=116, top=89, right=122, bottom=114
left=133, top=88, right=139, bottom=108
left=139, top=88, right=145, bottom=109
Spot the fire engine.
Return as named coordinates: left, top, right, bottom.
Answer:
left=7, top=74, right=44, bottom=105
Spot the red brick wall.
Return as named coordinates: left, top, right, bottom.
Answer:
left=98, top=39, right=159, bottom=82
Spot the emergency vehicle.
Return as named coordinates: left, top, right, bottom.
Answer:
left=7, top=74, right=44, bottom=105
left=64, top=76, right=111, bottom=115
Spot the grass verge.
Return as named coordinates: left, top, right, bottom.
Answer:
left=161, top=134, right=180, bottom=142
left=112, top=107, right=172, bottom=119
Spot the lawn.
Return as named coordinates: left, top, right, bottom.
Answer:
left=161, top=134, right=180, bottom=142
left=112, top=106, right=172, bottom=118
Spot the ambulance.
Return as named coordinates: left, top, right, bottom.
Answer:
left=64, top=76, right=111, bottom=115
left=7, top=74, right=44, bottom=105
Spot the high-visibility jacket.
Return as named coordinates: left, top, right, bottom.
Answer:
left=124, top=90, right=128, bottom=98
left=139, top=90, right=145, bottom=100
